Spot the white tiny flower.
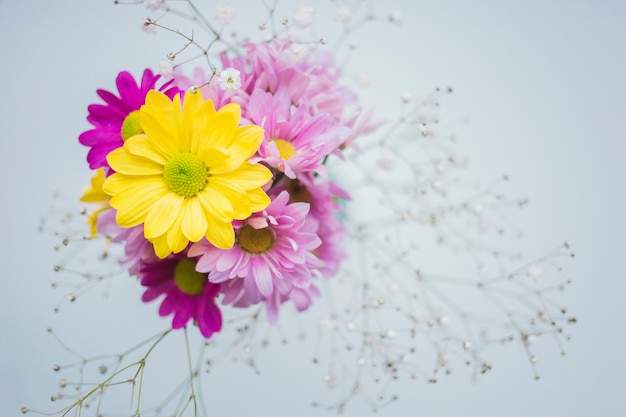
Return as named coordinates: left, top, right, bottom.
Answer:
left=356, top=72, right=370, bottom=87
left=291, top=44, right=307, bottom=60
left=215, top=5, right=235, bottom=24
left=159, top=60, right=174, bottom=80
left=378, top=152, right=395, bottom=170
left=294, top=7, right=314, bottom=28
left=218, top=68, right=241, bottom=91
left=212, top=41, right=228, bottom=55
left=143, top=0, right=163, bottom=11
left=336, top=7, right=350, bottom=22
left=528, top=265, right=543, bottom=281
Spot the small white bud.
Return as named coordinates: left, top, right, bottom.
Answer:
left=159, top=60, right=174, bottom=79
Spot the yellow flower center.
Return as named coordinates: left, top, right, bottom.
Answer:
left=237, top=225, right=275, bottom=254
left=173, top=258, right=207, bottom=296
left=163, top=153, right=209, bottom=198
left=272, top=139, right=297, bottom=160
left=285, top=178, right=312, bottom=204
left=121, top=110, right=143, bottom=141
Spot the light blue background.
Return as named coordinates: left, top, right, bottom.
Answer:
left=0, top=0, right=624, bottom=416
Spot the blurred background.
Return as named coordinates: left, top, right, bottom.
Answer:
left=0, top=0, right=624, bottom=416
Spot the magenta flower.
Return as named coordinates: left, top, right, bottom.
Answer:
left=78, top=68, right=179, bottom=170
left=189, top=191, right=322, bottom=323
left=139, top=253, right=222, bottom=338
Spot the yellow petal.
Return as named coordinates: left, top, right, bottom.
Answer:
left=205, top=220, right=235, bottom=249
left=144, top=193, right=185, bottom=239
left=208, top=178, right=251, bottom=219
left=225, top=125, right=264, bottom=164
left=200, top=110, right=238, bottom=150
left=197, top=146, right=229, bottom=168
left=145, top=89, right=175, bottom=110
left=181, top=198, right=208, bottom=243
left=197, top=187, right=234, bottom=222
left=140, top=107, right=179, bottom=158
left=151, top=234, right=172, bottom=259
left=108, top=178, right=168, bottom=227
left=217, top=102, right=241, bottom=126
left=167, top=208, right=189, bottom=254
left=124, top=134, right=168, bottom=165
left=107, top=148, right=164, bottom=176
left=171, top=94, right=190, bottom=153
left=87, top=206, right=109, bottom=237
left=103, top=173, right=158, bottom=195
left=80, top=169, right=108, bottom=203
left=214, top=162, right=272, bottom=189
left=247, top=188, right=272, bottom=213
left=188, top=99, right=217, bottom=153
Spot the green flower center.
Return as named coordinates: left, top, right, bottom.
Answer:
left=272, top=139, right=297, bottom=160
left=163, top=153, right=209, bottom=198
left=237, top=225, right=275, bottom=254
left=121, top=110, right=143, bottom=141
left=173, top=258, right=207, bottom=296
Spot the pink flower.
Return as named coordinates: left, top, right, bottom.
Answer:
left=249, top=88, right=348, bottom=179
left=139, top=253, right=222, bottom=338
left=189, top=191, right=322, bottom=323
left=273, top=174, right=349, bottom=277
left=78, top=68, right=179, bottom=170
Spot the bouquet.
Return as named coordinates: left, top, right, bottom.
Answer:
left=29, top=1, right=576, bottom=415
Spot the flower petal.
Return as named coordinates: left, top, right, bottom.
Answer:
left=197, top=187, right=234, bottom=223
left=249, top=189, right=272, bottom=213
left=144, top=193, right=184, bottom=239
left=211, top=161, right=272, bottom=189
left=124, top=134, right=168, bottom=165
left=107, top=147, right=164, bottom=176
left=204, top=220, right=235, bottom=249
left=182, top=198, right=208, bottom=243
left=108, top=179, right=168, bottom=227
left=167, top=208, right=189, bottom=254
left=208, top=178, right=251, bottom=219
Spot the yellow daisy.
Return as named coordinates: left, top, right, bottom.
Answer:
left=80, top=168, right=110, bottom=237
left=103, top=90, right=272, bottom=258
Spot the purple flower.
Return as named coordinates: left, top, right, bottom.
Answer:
left=78, top=68, right=179, bottom=170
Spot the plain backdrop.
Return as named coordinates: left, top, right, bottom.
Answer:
left=0, top=1, right=624, bottom=416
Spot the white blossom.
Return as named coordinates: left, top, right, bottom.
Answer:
left=215, top=5, right=235, bottom=24
left=159, top=60, right=174, bottom=80
left=336, top=7, right=350, bottom=22
left=294, top=7, right=314, bottom=28
left=218, top=68, right=241, bottom=91
left=143, top=0, right=163, bottom=11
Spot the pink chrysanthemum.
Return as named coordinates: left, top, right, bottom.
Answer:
left=189, top=191, right=322, bottom=323
left=139, top=253, right=222, bottom=338
left=220, top=277, right=321, bottom=324
left=79, top=68, right=179, bottom=170
left=274, top=174, right=349, bottom=277
left=249, top=88, right=348, bottom=179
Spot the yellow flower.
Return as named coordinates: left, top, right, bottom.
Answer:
left=103, top=90, right=272, bottom=258
left=80, top=168, right=110, bottom=237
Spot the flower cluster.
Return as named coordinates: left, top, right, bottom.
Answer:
left=79, top=41, right=375, bottom=338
